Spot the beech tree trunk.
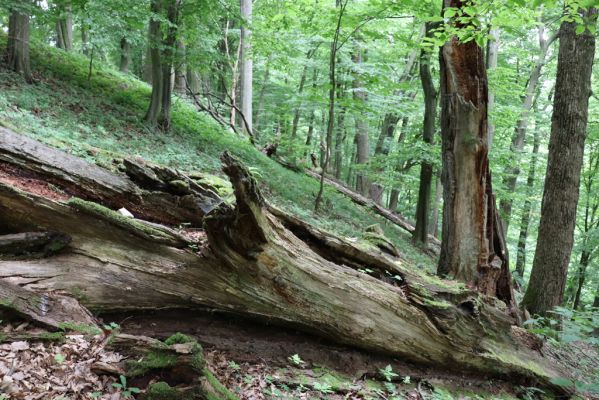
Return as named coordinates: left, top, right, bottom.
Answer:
left=437, top=0, right=513, bottom=307
left=514, top=102, right=541, bottom=280
left=486, top=27, right=499, bottom=149
left=55, top=4, right=73, bottom=51
left=240, top=0, right=253, bottom=135
left=352, top=47, right=371, bottom=197
left=7, top=3, right=32, bottom=83
left=412, top=22, right=438, bottom=246
left=119, top=37, right=131, bottom=73
left=499, top=23, right=555, bottom=232
left=0, top=128, right=572, bottom=393
left=522, top=8, right=598, bottom=316
left=333, top=76, right=347, bottom=179
left=144, top=0, right=164, bottom=125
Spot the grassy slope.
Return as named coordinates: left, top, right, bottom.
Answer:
left=0, top=37, right=434, bottom=271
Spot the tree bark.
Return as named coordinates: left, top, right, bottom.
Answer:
left=437, top=0, right=513, bottom=307
left=144, top=0, right=164, bottom=125
left=55, top=4, right=73, bottom=51
left=486, top=27, right=499, bottom=149
left=514, top=102, right=542, bottom=280
left=174, top=40, right=186, bottom=92
left=157, top=0, right=180, bottom=131
left=522, top=8, right=598, bottom=316
left=333, top=76, right=347, bottom=179
left=254, top=54, right=273, bottom=137
left=499, top=24, right=556, bottom=232
left=240, top=0, right=253, bottom=136
left=352, top=47, right=371, bottom=197
left=413, top=22, right=438, bottom=246
left=119, top=37, right=131, bottom=73
left=7, top=3, right=32, bottom=83
left=0, top=132, right=573, bottom=392
left=430, top=172, right=442, bottom=238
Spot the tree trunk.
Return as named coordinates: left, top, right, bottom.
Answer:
left=254, top=54, right=273, bottom=137
left=157, top=0, right=180, bottom=131
left=486, top=27, right=499, bottom=149
left=514, top=104, right=541, bottom=280
left=119, top=37, right=131, bottom=73
left=240, top=0, right=253, bottom=136
left=315, top=1, right=346, bottom=211
left=290, top=63, right=310, bottom=142
left=7, top=4, right=32, bottom=83
left=499, top=24, right=555, bottom=232
left=352, top=47, right=370, bottom=197
left=143, top=0, right=164, bottom=125
left=430, top=172, right=442, bottom=238
left=388, top=117, right=410, bottom=211
left=437, top=0, right=513, bottom=306
left=174, top=40, right=186, bottom=93
left=55, top=4, right=73, bottom=51
left=412, top=22, right=438, bottom=246
left=0, top=129, right=573, bottom=393
left=333, top=77, right=347, bottom=179
left=522, top=8, right=598, bottom=316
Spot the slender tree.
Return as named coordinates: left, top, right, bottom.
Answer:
left=240, top=0, right=253, bottom=136
left=413, top=22, right=438, bottom=246
left=522, top=7, right=598, bottom=316
left=499, top=21, right=556, bottom=231
left=315, top=0, right=348, bottom=211
left=119, top=37, right=131, bottom=73
left=437, top=0, right=513, bottom=305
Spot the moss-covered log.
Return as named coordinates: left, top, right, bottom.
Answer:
left=0, top=130, right=573, bottom=393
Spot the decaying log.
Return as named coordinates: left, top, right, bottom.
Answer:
left=0, top=232, right=71, bottom=258
left=0, top=280, right=97, bottom=330
left=0, top=127, right=221, bottom=226
left=0, top=130, right=572, bottom=393
left=304, top=168, right=440, bottom=249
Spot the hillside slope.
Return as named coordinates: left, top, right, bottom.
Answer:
left=0, top=37, right=434, bottom=271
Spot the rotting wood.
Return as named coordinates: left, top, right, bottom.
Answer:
left=0, top=131, right=574, bottom=393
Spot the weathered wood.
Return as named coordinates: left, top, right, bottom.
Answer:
left=0, top=127, right=220, bottom=227
left=0, top=280, right=97, bottom=330
left=0, top=133, right=572, bottom=392
left=0, top=232, right=71, bottom=258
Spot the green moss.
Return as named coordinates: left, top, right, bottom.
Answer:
left=168, top=179, right=190, bottom=194
left=127, top=350, right=178, bottom=377
left=202, top=367, right=240, bottom=400
left=57, top=322, right=102, bottom=335
left=67, top=197, right=171, bottom=240
left=39, top=332, right=65, bottom=342
left=144, top=382, right=181, bottom=400
left=164, top=333, right=195, bottom=345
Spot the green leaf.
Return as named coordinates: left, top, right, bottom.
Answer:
left=575, top=24, right=586, bottom=35
left=443, top=8, right=457, bottom=18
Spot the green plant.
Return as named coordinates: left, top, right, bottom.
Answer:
left=103, top=322, right=120, bottom=331
left=313, top=381, right=334, bottom=394
left=228, top=360, right=241, bottom=371
left=379, top=365, right=399, bottom=382
left=288, top=353, right=305, bottom=366
left=112, top=374, right=141, bottom=398
left=54, top=353, right=65, bottom=364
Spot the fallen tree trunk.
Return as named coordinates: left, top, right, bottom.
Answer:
left=0, top=130, right=571, bottom=392
left=304, top=168, right=440, bottom=248
left=0, top=127, right=221, bottom=227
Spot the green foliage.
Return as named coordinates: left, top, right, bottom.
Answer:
left=523, top=306, right=599, bottom=346
left=112, top=374, right=141, bottom=398
left=126, top=351, right=178, bottom=377
left=145, top=382, right=181, bottom=400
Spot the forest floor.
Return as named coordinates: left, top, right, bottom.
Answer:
left=0, top=38, right=598, bottom=399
